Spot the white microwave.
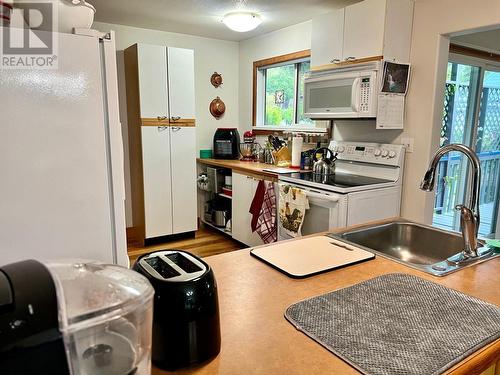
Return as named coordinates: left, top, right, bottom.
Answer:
left=304, top=63, right=380, bottom=119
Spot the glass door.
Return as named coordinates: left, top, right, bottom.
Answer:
left=433, top=59, right=500, bottom=238
left=477, top=68, right=500, bottom=236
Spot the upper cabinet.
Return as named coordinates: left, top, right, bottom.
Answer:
left=128, top=43, right=196, bottom=126
left=137, top=44, right=169, bottom=120
left=311, top=0, right=414, bottom=69
left=311, top=8, right=345, bottom=66
left=343, top=0, right=387, bottom=61
left=167, top=47, right=195, bottom=123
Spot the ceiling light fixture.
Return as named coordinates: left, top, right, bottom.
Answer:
left=222, top=12, right=262, bottom=32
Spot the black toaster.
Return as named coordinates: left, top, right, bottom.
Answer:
left=133, top=250, right=221, bottom=370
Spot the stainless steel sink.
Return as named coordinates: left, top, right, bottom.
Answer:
left=329, top=221, right=500, bottom=276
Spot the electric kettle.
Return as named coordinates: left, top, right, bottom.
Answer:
left=312, top=147, right=337, bottom=175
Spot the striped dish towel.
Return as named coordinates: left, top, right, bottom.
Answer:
left=256, top=182, right=277, bottom=244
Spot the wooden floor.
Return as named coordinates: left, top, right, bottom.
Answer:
left=127, top=224, right=245, bottom=264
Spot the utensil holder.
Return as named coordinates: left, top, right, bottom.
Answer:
left=273, top=147, right=291, bottom=167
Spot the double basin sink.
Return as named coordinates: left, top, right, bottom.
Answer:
left=329, top=220, right=500, bottom=276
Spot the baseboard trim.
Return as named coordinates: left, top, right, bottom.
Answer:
left=144, top=231, right=196, bottom=247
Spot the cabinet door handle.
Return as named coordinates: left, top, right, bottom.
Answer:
left=157, top=116, right=167, bottom=121
left=345, top=56, right=356, bottom=61
left=330, top=58, right=341, bottom=64
left=170, top=116, right=181, bottom=121
left=157, top=126, right=168, bottom=131
left=171, top=127, right=181, bottom=132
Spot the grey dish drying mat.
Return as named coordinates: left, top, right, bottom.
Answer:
left=285, top=273, right=500, bottom=375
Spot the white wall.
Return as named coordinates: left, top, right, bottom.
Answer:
left=93, top=22, right=240, bottom=227
left=400, top=0, right=500, bottom=224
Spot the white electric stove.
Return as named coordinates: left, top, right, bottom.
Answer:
left=278, top=141, right=405, bottom=240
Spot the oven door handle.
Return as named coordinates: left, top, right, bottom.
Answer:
left=304, top=190, right=339, bottom=202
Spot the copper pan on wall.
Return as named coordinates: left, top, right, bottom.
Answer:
left=209, top=96, right=226, bottom=119
left=210, top=72, right=223, bottom=88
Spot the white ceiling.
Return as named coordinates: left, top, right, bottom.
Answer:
left=90, top=0, right=360, bottom=42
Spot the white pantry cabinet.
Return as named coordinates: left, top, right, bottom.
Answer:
left=136, top=44, right=168, bottom=119
left=129, top=43, right=196, bottom=127
left=167, top=47, right=195, bottom=121
left=125, top=43, right=197, bottom=243
left=232, top=173, right=265, bottom=248
left=311, top=0, right=414, bottom=68
left=141, top=126, right=173, bottom=238
left=170, top=126, right=197, bottom=234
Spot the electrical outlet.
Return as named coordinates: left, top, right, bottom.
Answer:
left=401, top=137, right=414, bottom=153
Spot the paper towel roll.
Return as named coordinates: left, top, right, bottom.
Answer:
left=291, top=136, right=304, bottom=168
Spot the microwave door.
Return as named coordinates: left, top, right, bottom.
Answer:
left=305, top=77, right=356, bottom=117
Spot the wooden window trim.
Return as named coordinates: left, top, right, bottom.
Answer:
left=449, top=43, right=500, bottom=64
left=252, top=49, right=311, bottom=135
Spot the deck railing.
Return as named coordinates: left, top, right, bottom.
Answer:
left=436, top=80, right=500, bottom=235
left=434, top=151, right=500, bottom=215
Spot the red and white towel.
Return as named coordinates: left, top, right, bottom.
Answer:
left=249, top=181, right=277, bottom=244
left=255, top=182, right=277, bottom=243
left=249, top=180, right=266, bottom=232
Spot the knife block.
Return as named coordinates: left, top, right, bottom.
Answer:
left=273, top=146, right=291, bottom=167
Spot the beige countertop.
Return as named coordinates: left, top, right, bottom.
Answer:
left=153, top=219, right=500, bottom=375
left=197, top=158, right=300, bottom=181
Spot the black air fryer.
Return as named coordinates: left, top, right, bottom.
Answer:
left=133, top=250, right=221, bottom=370
left=213, top=128, right=240, bottom=159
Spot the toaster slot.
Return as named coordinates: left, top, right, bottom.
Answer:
left=166, top=253, right=203, bottom=274
left=145, top=257, right=181, bottom=279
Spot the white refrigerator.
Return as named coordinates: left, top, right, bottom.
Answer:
left=0, top=30, right=128, bottom=266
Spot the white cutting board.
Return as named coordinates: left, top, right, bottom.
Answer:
left=250, top=236, right=375, bottom=278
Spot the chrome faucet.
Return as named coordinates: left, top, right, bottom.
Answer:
left=420, top=144, right=481, bottom=260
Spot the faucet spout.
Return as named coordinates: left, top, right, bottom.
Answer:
left=420, top=144, right=481, bottom=259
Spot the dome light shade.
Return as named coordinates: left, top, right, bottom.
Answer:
left=222, top=12, right=262, bottom=32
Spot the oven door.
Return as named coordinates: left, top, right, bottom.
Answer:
left=278, top=183, right=347, bottom=241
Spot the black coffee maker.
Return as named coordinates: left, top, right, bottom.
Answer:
left=133, top=250, right=221, bottom=370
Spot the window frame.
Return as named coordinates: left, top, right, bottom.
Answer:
left=252, top=50, right=327, bottom=134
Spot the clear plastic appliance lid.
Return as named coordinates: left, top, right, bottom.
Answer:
left=46, top=262, right=154, bottom=332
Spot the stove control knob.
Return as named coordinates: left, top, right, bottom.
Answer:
left=381, top=149, right=389, bottom=157
left=374, top=149, right=382, bottom=156
left=388, top=150, right=396, bottom=158
left=337, top=146, right=345, bottom=153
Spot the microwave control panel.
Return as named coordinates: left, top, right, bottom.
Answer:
left=359, top=78, right=371, bottom=113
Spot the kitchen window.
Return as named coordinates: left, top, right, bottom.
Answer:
left=253, top=50, right=322, bottom=131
